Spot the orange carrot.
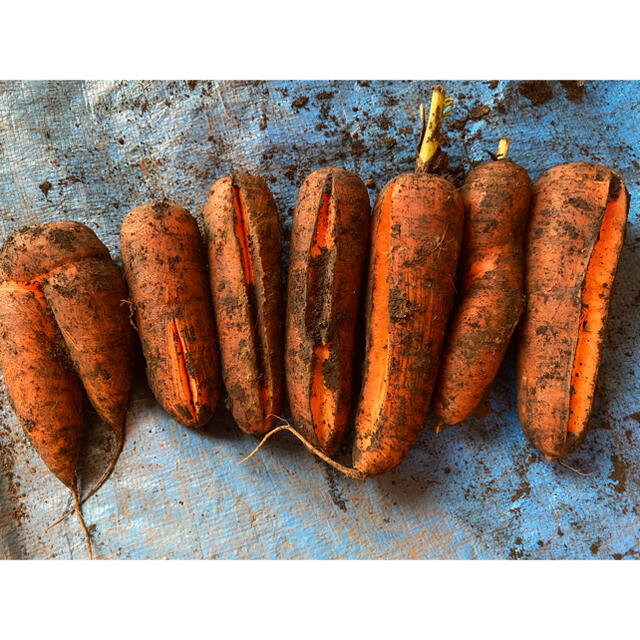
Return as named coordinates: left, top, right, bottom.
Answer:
left=0, top=221, right=135, bottom=557
left=203, top=174, right=284, bottom=437
left=432, top=139, right=531, bottom=429
left=517, top=162, right=629, bottom=459
left=121, top=201, right=221, bottom=427
left=352, top=89, right=463, bottom=475
left=285, top=168, right=370, bottom=455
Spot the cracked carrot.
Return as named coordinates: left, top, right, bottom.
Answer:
left=351, top=86, right=464, bottom=476
left=204, top=174, right=284, bottom=437
left=432, top=139, right=531, bottom=429
left=0, top=221, right=135, bottom=557
left=285, top=168, right=370, bottom=455
left=121, top=201, right=220, bottom=427
left=517, top=162, right=629, bottom=459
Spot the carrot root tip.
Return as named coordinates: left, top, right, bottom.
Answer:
left=557, top=459, right=593, bottom=477
left=72, top=488, right=93, bottom=560
left=46, top=430, right=125, bottom=531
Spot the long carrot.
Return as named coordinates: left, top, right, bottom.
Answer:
left=432, top=139, right=531, bottom=429
left=352, top=86, right=464, bottom=475
left=203, top=174, right=284, bottom=437
left=285, top=167, right=370, bottom=455
left=517, top=162, right=629, bottom=459
left=120, top=201, right=221, bottom=427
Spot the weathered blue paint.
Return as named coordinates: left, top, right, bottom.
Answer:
left=0, top=80, right=638, bottom=559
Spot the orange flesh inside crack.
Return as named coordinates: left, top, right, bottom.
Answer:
left=171, top=318, right=198, bottom=421
left=308, top=191, right=336, bottom=446
left=232, top=185, right=272, bottom=424
left=568, top=187, right=627, bottom=435
left=358, top=184, right=392, bottom=448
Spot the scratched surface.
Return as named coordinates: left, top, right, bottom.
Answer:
left=0, top=80, right=638, bottom=559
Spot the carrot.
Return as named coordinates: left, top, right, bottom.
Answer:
left=242, top=86, right=463, bottom=477
left=517, top=162, right=629, bottom=459
left=203, top=174, right=284, bottom=437
left=285, top=167, right=370, bottom=455
left=432, top=139, right=531, bottom=429
left=352, top=87, right=464, bottom=475
left=120, top=201, right=221, bottom=427
left=0, top=221, right=135, bottom=557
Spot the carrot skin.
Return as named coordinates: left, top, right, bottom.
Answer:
left=121, top=202, right=221, bottom=427
left=42, top=258, right=133, bottom=433
left=354, top=173, right=464, bottom=476
left=285, top=168, right=370, bottom=455
left=432, top=160, right=531, bottom=426
left=0, top=283, right=83, bottom=488
left=204, top=174, right=284, bottom=437
left=0, top=222, right=110, bottom=282
left=517, top=162, right=629, bottom=459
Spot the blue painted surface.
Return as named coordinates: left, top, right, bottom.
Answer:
left=0, top=80, right=638, bottom=559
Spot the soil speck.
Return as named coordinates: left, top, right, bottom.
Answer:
left=518, top=81, right=553, bottom=106
left=39, top=181, right=52, bottom=198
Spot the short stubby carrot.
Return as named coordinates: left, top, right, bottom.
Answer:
left=204, top=174, right=284, bottom=437
left=353, top=171, right=464, bottom=475
left=121, top=202, right=221, bottom=428
left=432, top=144, right=531, bottom=428
left=285, top=168, right=370, bottom=455
left=517, top=162, right=629, bottom=459
left=0, top=221, right=135, bottom=556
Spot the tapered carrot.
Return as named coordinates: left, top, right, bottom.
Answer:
left=517, top=162, right=629, bottom=459
left=120, top=201, right=221, bottom=427
left=0, top=221, right=135, bottom=556
left=285, top=168, right=370, bottom=455
left=352, top=87, right=464, bottom=475
left=203, top=174, right=284, bottom=437
left=432, top=139, right=531, bottom=429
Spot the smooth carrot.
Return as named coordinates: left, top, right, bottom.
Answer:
left=432, top=139, right=531, bottom=429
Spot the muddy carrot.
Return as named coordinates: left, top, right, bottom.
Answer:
left=352, top=87, right=464, bottom=475
left=120, top=201, right=221, bottom=427
left=432, top=139, right=531, bottom=429
left=0, top=221, right=135, bottom=556
left=284, top=167, right=370, bottom=455
left=517, top=162, right=629, bottom=459
left=203, top=174, right=284, bottom=437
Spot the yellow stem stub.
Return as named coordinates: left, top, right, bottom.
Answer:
left=417, top=85, right=452, bottom=171
left=496, top=138, right=510, bottom=160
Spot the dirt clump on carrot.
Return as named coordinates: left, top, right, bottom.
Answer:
left=517, top=162, right=629, bottom=459
left=0, top=221, right=135, bottom=557
left=432, top=139, right=531, bottom=429
left=203, top=174, right=284, bottom=437
left=120, top=201, right=221, bottom=428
